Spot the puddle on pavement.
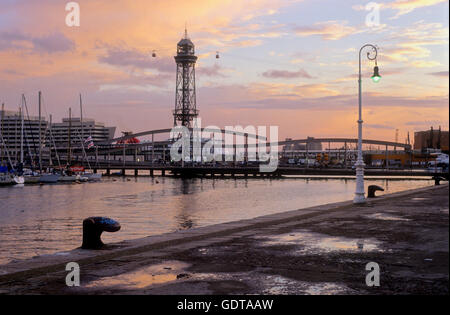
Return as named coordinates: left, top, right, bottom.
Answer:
left=258, top=231, right=382, bottom=254
left=261, top=275, right=352, bottom=295
left=262, top=275, right=299, bottom=295
left=365, top=213, right=411, bottom=221
left=198, top=248, right=209, bottom=255
left=303, top=282, right=352, bottom=295
left=84, top=261, right=190, bottom=289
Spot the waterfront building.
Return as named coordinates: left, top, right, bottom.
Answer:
left=0, top=108, right=47, bottom=165
left=51, top=117, right=116, bottom=149
left=306, top=137, right=323, bottom=151
left=282, top=137, right=323, bottom=156
left=414, top=127, right=449, bottom=152
left=0, top=109, right=116, bottom=166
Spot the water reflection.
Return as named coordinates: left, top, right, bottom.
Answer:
left=0, top=177, right=432, bottom=265
left=85, top=261, right=189, bottom=290
left=175, top=179, right=198, bottom=230
left=259, top=231, right=382, bottom=254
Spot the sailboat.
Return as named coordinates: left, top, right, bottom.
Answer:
left=78, top=94, right=101, bottom=182
left=39, top=173, right=60, bottom=183
left=58, top=106, right=79, bottom=183
left=0, top=166, right=21, bottom=185
left=0, top=174, right=14, bottom=185
left=41, top=113, right=61, bottom=183
left=0, top=132, right=24, bottom=186
left=30, top=92, right=60, bottom=184
left=16, top=95, right=40, bottom=184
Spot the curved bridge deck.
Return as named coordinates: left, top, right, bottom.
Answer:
left=79, top=161, right=448, bottom=179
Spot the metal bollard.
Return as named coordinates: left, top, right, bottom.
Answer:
left=433, top=176, right=442, bottom=186
left=81, top=217, right=121, bottom=249
left=368, top=185, right=384, bottom=198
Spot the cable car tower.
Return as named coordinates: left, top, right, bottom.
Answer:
left=173, top=28, right=198, bottom=128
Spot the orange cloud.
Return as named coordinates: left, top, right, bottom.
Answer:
left=293, top=21, right=361, bottom=40
left=387, top=0, right=448, bottom=18
left=410, top=60, right=442, bottom=68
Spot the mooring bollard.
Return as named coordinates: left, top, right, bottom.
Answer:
left=368, top=185, right=384, bottom=198
left=81, top=217, right=121, bottom=249
left=433, top=176, right=442, bottom=186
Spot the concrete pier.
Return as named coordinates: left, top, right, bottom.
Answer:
left=0, top=184, right=447, bottom=295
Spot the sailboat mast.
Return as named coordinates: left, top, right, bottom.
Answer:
left=49, top=114, right=52, bottom=166
left=0, top=129, right=14, bottom=170
left=80, top=94, right=83, bottom=142
left=80, top=94, right=83, bottom=164
left=48, top=114, right=61, bottom=168
left=68, top=107, right=72, bottom=166
left=0, top=103, right=4, bottom=163
left=20, top=95, right=24, bottom=164
left=38, top=91, right=42, bottom=173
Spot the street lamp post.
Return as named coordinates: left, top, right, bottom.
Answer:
left=354, top=44, right=380, bottom=204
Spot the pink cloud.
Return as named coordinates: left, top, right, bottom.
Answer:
left=0, top=31, right=75, bottom=53
left=293, top=21, right=361, bottom=40
left=261, top=68, right=314, bottom=79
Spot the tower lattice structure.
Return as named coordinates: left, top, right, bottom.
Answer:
left=173, top=29, right=198, bottom=128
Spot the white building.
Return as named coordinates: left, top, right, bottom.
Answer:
left=51, top=117, right=116, bottom=149
left=0, top=109, right=47, bottom=164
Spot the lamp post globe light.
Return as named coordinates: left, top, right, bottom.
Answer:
left=354, top=44, right=380, bottom=204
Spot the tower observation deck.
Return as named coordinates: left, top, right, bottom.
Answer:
left=173, top=29, right=198, bottom=128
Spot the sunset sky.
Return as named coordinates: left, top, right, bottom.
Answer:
left=0, top=0, right=448, bottom=143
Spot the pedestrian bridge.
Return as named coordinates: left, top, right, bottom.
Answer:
left=95, top=127, right=412, bottom=153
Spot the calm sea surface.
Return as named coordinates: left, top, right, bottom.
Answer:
left=0, top=176, right=432, bottom=265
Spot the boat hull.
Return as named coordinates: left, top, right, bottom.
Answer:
left=77, top=175, right=89, bottom=182
left=13, top=176, right=25, bottom=185
left=0, top=174, right=15, bottom=186
left=59, top=175, right=77, bottom=182
left=84, top=173, right=102, bottom=181
left=39, top=174, right=61, bottom=183
left=24, top=175, right=41, bottom=184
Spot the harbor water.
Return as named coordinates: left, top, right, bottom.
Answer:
left=0, top=176, right=433, bottom=265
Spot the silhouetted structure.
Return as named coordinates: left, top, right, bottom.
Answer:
left=173, top=28, right=198, bottom=128
left=414, top=127, right=449, bottom=152
left=82, top=217, right=121, bottom=249
left=368, top=185, right=384, bottom=198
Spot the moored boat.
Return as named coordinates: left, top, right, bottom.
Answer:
left=39, top=173, right=61, bottom=183
left=59, top=175, right=77, bottom=182
left=0, top=173, right=24, bottom=186
left=13, top=176, right=25, bottom=185
left=77, top=175, right=89, bottom=182
left=0, top=173, right=15, bottom=186
left=83, top=172, right=102, bottom=181
left=23, top=169, right=41, bottom=184
left=25, top=175, right=41, bottom=184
